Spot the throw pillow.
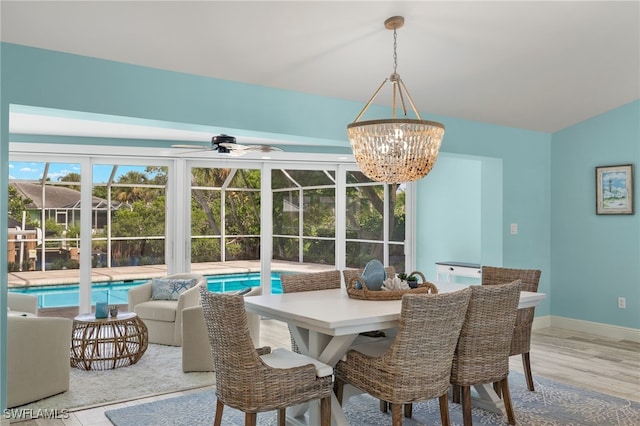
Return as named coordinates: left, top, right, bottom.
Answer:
left=357, top=259, right=387, bottom=291
left=151, top=278, right=198, bottom=300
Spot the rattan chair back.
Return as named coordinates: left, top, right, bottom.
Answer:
left=451, top=281, right=521, bottom=385
left=481, top=266, right=541, bottom=356
left=335, top=288, right=473, bottom=425
left=198, top=287, right=333, bottom=425
left=482, top=266, right=541, bottom=392
left=450, top=281, right=521, bottom=426
left=280, top=270, right=342, bottom=353
left=280, top=270, right=342, bottom=293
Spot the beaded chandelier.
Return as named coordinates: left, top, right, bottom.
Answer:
left=347, top=16, right=445, bottom=184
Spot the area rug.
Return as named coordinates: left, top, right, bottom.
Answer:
left=105, top=371, right=640, bottom=426
left=12, top=344, right=215, bottom=414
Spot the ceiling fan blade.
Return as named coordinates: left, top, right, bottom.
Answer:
left=219, top=143, right=283, bottom=153
left=219, top=142, right=247, bottom=150
left=171, top=144, right=210, bottom=150
left=173, top=135, right=282, bottom=155
left=249, top=145, right=283, bottom=153
left=228, top=149, right=247, bottom=157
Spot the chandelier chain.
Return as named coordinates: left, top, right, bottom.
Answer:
left=393, top=29, right=398, bottom=74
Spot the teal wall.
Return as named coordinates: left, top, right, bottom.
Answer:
left=417, top=154, right=505, bottom=283
left=551, top=101, right=640, bottom=328
left=417, top=155, right=483, bottom=280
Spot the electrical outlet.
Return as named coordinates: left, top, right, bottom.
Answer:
left=510, top=223, right=518, bottom=234
left=618, top=297, right=626, bottom=309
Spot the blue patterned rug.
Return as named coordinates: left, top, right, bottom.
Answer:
left=105, top=371, right=640, bottom=425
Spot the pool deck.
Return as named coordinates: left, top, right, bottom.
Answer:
left=7, top=260, right=336, bottom=288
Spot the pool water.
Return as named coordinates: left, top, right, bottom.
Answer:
left=9, top=272, right=282, bottom=309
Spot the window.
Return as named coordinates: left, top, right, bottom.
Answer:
left=9, top=145, right=413, bottom=308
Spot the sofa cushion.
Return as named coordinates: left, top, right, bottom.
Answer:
left=151, top=277, right=198, bottom=300
left=261, top=348, right=333, bottom=378
left=134, top=300, right=179, bottom=322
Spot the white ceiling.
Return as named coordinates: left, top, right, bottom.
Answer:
left=2, top=0, right=639, bottom=140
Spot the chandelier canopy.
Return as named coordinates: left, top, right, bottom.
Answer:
left=346, top=16, right=445, bottom=184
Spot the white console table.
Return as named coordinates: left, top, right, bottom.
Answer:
left=436, top=261, right=482, bottom=282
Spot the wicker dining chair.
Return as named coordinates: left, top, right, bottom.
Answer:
left=343, top=265, right=400, bottom=412
left=198, top=287, right=333, bottom=426
left=482, top=266, right=542, bottom=391
left=280, top=269, right=342, bottom=294
left=334, top=288, right=473, bottom=426
left=280, top=270, right=342, bottom=353
left=450, top=281, right=522, bottom=426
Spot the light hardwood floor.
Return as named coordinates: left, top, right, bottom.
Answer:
left=10, top=321, right=640, bottom=425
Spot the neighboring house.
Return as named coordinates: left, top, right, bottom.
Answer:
left=9, top=181, right=117, bottom=231
left=8, top=182, right=125, bottom=270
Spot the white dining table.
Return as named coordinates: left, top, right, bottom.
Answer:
left=245, top=282, right=546, bottom=426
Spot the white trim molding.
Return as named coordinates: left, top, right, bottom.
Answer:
left=534, top=315, right=640, bottom=343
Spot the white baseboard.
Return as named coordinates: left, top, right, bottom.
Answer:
left=532, top=315, right=552, bottom=330
left=533, top=315, right=640, bottom=343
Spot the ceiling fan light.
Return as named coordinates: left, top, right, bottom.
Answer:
left=212, top=134, right=236, bottom=153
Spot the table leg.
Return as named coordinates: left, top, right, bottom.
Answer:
left=287, top=326, right=359, bottom=425
left=470, top=383, right=506, bottom=415
left=293, top=394, right=349, bottom=426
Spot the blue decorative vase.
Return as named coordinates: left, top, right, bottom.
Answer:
left=95, top=302, right=109, bottom=319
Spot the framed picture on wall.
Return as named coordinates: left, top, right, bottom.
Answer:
left=595, top=164, right=634, bottom=215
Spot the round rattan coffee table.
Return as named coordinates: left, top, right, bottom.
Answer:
left=70, top=312, right=148, bottom=370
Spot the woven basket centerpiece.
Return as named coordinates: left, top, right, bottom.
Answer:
left=347, top=270, right=438, bottom=301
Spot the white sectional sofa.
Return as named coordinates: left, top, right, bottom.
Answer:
left=7, top=293, right=72, bottom=408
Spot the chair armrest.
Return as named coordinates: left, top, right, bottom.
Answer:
left=174, top=282, right=205, bottom=343
left=7, top=293, right=38, bottom=315
left=128, top=281, right=153, bottom=311
left=242, top=287, right=262, bottom=346
left=176, top=281, right=203, bottom=311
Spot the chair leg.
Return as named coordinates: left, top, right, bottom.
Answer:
left=244, top=412, right=257, bottom=426
left=277, top=408, right=286, bottom=426
left=522, top=352, right=535, bottom=391
left=380, top=400, right=388, bottom=412
left=214, top=400, right=224, bottom=426
left=493, top=381, right=502, bottom=398
left=404, top=403, right=412, bottom=418
left=461, top=386, right=472, bottom=426
left=335, top=378, right=344, bottom=405
left=320, top=396, right=332, bottom=426
left=500, top=378, right=516, bottom=425
left=438, top=393, right=451, bottom=426
left=452, top=384, right=461, bottom=404
left=391, top=403, right=403, bottom=426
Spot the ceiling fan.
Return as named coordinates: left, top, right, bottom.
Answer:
left=172, top=134, right=282, bottom=155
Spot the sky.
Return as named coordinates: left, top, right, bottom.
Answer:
left=9, top=161, right=148, bottom=184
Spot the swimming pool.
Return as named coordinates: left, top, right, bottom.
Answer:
left=8, top=272, right=283, bottom=309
